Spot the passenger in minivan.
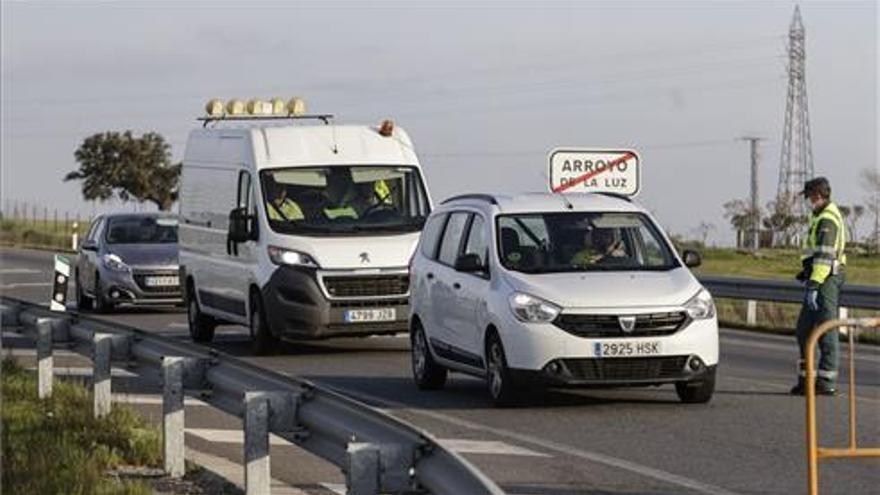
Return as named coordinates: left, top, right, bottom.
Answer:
left=265, top=178, right=305, bottom=221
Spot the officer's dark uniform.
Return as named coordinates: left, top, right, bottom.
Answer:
left=791, top=177, right=847, bottom=396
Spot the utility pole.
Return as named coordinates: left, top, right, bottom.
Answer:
left=740, top=136, right=763, bottom=251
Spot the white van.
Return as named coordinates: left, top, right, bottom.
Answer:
left=179, top=113, right=432, bottom=353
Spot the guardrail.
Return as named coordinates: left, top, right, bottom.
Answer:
left=804, top=317, right=880, bottom=495
left=0, top=296, right=504, bottom=495
left=697, top=276, right=880, bottom=310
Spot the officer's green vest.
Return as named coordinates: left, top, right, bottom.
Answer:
left=802, top=202, right=846, bottom=284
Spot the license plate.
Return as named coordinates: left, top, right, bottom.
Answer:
left=144, top=276, right=179, bottom=287
left=344, top=308, right=396, bottom=323
left=594, top=341, right=661, bottom=358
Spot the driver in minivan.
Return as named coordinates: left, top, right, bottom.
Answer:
left=570, top=227, right=627, bottom=266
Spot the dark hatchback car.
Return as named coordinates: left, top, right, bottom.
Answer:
left=75, top=213, right=182, bottom=311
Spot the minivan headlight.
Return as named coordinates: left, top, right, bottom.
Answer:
left=509, top=292, right=561, bottom=323
left=267, top=246, right=319, bottom=268
left=684, top=289, right=716, bottom=320
left=101, top=253, right=130, bottom=272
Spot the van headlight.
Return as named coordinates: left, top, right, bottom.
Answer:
left=509, top=292, right=561, bottom=323
left=101, top=253, right=130, bottom=272
left=267, top=246, right=319, bottom=268
left=684, top=289, right=716, bottom=320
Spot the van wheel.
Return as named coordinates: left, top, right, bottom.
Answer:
left=486, top=332, right=519, bottom=407
left=411, top=321, right=447, bottom=390
left=187, top=284, right=216, bottom=343
left=251, top=292, right=279, bottom=356
left=93, top=275, right=113, bottom=313
left=75, top=270, right=93, bottom=311
left=675, top=367, right=716, bottom=404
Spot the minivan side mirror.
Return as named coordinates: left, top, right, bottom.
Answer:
left=683, top=250, right=702, bottom=268
left=80, top=239, right=98, bottom=251
left=454, top=253, right=486, bottom=273
left=228, top=207, right=256, bottom=243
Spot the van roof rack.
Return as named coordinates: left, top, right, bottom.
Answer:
left=197, top=114, right=335, bottom=128
left=441, top=194, right=498, bottom=205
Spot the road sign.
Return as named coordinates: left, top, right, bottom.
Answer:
left=548, top=148, right=640, bottom=196
left=50, top=254, right=69, bottom=311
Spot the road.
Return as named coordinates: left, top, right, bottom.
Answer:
left=2, top=246, right=878, bottom=495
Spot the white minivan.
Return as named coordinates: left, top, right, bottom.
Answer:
left=409, top=192, right=718, bottom=406
left=179, top=114, right=431, bottom=353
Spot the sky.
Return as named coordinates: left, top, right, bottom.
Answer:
left=1, top=0, right=877, bottom=245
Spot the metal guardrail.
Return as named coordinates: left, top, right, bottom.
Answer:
left=698, top=276, right=880, bottom=310
left=804, top=317, right=880, bottom=495
left=0, top=296, right=504, bottom=495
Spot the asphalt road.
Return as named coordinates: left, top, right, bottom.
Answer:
left=2, top=246, right=878, bottom=495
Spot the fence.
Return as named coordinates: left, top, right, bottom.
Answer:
left=0, top=297, right=504, bottom=495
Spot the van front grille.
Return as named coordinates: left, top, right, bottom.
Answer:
left=321, top=274, right=409, bottom=298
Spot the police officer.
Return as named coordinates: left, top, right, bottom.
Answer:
left=791, top=177, right=847, bottom=396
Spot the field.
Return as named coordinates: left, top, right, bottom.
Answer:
left=0, top=218, right=83, bottom=252
left=694, top=247, right=880, bottom=285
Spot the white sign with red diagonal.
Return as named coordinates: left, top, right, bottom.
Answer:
left=548, top=148, right=641, bottom=196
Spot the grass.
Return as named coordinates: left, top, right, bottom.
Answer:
left=1, top=357, right=161, bottom=495
left=0, top=218, right=83, bottom=252
left=694, top=247, right=880, bottom=285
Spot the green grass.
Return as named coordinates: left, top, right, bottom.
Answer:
left=0, top=218, right=83, bottom=252
left=1, top=357, right=160, bottom=495
left=694, top=248, right=880, bottom=285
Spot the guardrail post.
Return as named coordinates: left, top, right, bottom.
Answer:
left=0, top=302, right=21, bottom=326
left=746, top=300, right=757, bottom=326
left=347, top=442, right=381, bottom=495
left=162, top=356, right=186, bottom=478
left=36, top=318, right=53, bottom=399
left=93, top=333, right=112, bottom=418
left=244, top=392, right=271, bottom=495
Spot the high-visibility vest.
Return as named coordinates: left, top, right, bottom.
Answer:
left=267, top=199, right=304, bottom=221
left=802, top=201, right=847, bottom=285
left=375, top=180, right=392, bottom=204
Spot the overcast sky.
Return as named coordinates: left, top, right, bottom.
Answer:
left=1, top=0, right=877, bottom=245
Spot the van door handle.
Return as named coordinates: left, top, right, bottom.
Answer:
left=426, top=273, right=434, bottom=280
left=453, top=282, right=461, bottom=290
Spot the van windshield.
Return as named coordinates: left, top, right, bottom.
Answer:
left=497, top=212, right=679, bottom=273
left=260, top=166, right=431, bottom=235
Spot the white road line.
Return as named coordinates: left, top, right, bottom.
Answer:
left=1, top=282, right=53, bottom=288
left=112, top=393, right=210, bottom=407
left=5, top=348, right=78, bottom=357
left=722, top=335, right=880, bottom=365
left=320, top=483, right=346, bottom=495
left=25, top=366, right=138, bottom=378
left=185, top=446, right=311, bottom=495
left=0, top=268, right=42, bottom=274
left=186, top=428, right=294, bottom=446
left=438, top=438, right=550, bottom=457
left=327, top=385, right=744, bottom=495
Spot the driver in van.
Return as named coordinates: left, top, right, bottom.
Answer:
left=265, top=177, right=305, bottom=221
left=570, top=227, right=626, bottom=266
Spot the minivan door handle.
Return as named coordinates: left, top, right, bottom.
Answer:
left=426, top=272, right=434, bottom=280
left=453, top=282, right=461, bottom=290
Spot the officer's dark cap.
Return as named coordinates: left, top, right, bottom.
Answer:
left=802, top=177, right=831, bottom=198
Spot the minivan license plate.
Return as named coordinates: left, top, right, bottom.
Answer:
left=345, top=308, right=396, bottom=323
left=594, top=341, right=661, bottom=358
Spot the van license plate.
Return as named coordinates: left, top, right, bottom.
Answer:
left=594, top=341, right=661, bottom=358
left=345, top=308, right=396, bottom=323
left=145, top=276, right=179, bottom=287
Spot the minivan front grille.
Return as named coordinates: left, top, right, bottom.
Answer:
left=553, top=311, right=688, bottom=338
left=559, top=356, right=689, bottom=381
left=321, top=274, right=409, bottom=298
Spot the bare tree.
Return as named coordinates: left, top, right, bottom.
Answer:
left=693, top=221, right=715, bottom=246
left=862, top=168, right=880, bottom=249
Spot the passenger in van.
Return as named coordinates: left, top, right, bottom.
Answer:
left=266, top=178, right=305, bottom=221
left=570, top=228, right=627, bottom=266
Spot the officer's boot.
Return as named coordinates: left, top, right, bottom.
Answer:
left=789, top=359, right=806, bottom=396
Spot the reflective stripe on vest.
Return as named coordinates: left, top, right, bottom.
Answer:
left=803, top=202, right=847, bottom=284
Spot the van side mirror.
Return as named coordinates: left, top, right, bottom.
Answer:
left=454, top=253, right=486, bottom=273
left=683, top=250, right=702, bottom=268
left=80, top=239, right=98, bottom=251
left=228, top=207, right=256, bottom=243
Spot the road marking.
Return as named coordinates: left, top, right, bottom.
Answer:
left=5, top=348, right=78, bottom=357
left=112, top=393, right=210, bottom=407
left=186, top=428, right=294, bottom=446
left=327, top=385, right=744, bottom=495
left=722, top=334, right=880, bottom=365
left=1, top=282, right=53, bottom=289
left=722, top=375, right=880, bottom=404
left=320, top=483, right=346, bottom=494
left=185, top=446, right=312, bottom=495
left=0, top=268, right=42, bottom=274
left=439, top=439, right=550, bottom=457
left=25, top=366, right=138, bottom=378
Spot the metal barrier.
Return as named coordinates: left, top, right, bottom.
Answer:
left=804, top=317, right=880, bottom=495
left=0, top=297, right=505, bottom=495
left=698, top=275, right=880, bottom=310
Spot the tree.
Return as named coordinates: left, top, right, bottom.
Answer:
left=862, top=167, right=880, bottom=249
left=691, top=221, right=715, bottom=246
left=723, top=199, right=760, bottom=248
left=65, top=131, right=181, bottom=211
left=762, top=198, right=801, bottom=247
left=838, top=205, right=864, bottom=244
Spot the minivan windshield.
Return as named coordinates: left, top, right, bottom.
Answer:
left=260, top=166, right=431, bottom=235
left=497, top=212, right=678, bottom=273
left=105, top=216, right=178, bottom=244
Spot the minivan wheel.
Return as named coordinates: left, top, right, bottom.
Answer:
left=411, top=321, right=447, bottom=390
left=75, top=271, right=93, bottom=311
left=250, top=293, right=279, bottom=356
left=675, top=367, right=716, bottom=404
left=187, top=285, right=216, bottom=343
left=486, top=332, right=519, bottom=407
